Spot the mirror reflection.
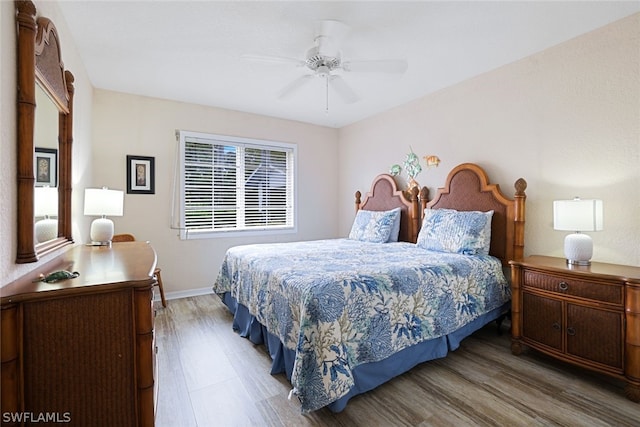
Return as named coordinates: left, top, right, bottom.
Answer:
left=16, top=0, right=74, bottom=263
left=33, top=84, right=60, bottom=244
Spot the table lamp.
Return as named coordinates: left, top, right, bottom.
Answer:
left=34, top=186, right=58, bottom=243
left=553, top=198, right=603, bottom=266
left=84, top=187, right=124, bottom=246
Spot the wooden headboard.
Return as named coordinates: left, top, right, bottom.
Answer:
left=425, top=163, right=527, bottom=266
left=353, top=164, right=526, bottom=261
left=355, top=174, right=426, bottom=243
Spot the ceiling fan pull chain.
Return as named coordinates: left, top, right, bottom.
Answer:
left=325, top=76, right=329, bottom=114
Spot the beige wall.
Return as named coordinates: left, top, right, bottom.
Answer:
left=338, top=13, right=640, bottom=267
left=1, top=0, right=94, bottom=286
left=91, top=90, right=339, bottom=294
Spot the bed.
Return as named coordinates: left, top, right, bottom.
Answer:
left=213, top=162, right=527, bottom=413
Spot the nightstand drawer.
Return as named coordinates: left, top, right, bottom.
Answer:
left=523, top=270, right=623, bottom=305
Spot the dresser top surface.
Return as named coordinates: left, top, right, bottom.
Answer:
left=1, top=242, right=157, bottom=303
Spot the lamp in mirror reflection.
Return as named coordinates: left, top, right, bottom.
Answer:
left=34, top=186, right=58, bottom=243
left=553, top=198, right=603, bottom=266
left=84, top=187, right=124, bottom=246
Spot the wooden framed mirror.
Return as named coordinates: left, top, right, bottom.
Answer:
left=16, top=0, right=75, bottom=263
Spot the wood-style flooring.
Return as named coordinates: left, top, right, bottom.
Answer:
left=154, top=294, right=640, bottom=426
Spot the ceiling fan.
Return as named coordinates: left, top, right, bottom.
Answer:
left=241, top=20, right=408, bottom=111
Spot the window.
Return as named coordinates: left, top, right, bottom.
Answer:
left=177, top=130, right=296, bottom=239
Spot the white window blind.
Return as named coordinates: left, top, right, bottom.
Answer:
left=177, top=130, right=296, bottom=239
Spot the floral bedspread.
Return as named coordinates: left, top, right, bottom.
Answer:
left=213, top=239, right=510, bottom=412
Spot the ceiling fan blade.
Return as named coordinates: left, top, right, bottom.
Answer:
left=329, top=75, right=359, bottom=104
left=342, top=59, right=408, bottom=74
left=277, top=75, right=314, bottom=100
left=240, top=54, right=305, bottom=67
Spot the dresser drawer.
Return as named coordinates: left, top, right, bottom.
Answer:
left=522, top=270, right=623, bottom=305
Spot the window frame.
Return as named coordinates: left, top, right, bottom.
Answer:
left=177, top=130, right=297, bottom=240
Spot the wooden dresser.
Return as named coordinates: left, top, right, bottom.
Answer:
left=510, top=255, right=640, bottom=402
left=1, top=242, right=158, bottom=426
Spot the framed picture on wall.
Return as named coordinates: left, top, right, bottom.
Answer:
left=126, top=155, right=155, bottom=194
left=34, top=147, right=57, bottom=187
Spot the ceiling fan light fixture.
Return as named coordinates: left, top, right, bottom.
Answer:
left=316, top=65, right=331, bottom=78
left=305, top=46, right=341, bottom=71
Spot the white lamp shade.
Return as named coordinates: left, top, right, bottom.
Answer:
left=34, top=186, right=58, bottom=217
left=553, top=199, right=603, bottom=232
left=84, top=188, right=124, bottom=217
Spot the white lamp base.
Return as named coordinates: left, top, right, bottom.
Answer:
left=90, top=217, right=114, bottom=245
left=35, top=217, right=58, bottom=243
left=564, top=232, right=593, bottom=266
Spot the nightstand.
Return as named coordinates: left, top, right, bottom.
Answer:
left=510, top=255, right=640, bottom=403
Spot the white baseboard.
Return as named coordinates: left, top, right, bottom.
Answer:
left=155, top=286, right=214, bottom=302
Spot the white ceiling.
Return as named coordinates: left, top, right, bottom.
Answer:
left=56, top=1, right=640, bottom=128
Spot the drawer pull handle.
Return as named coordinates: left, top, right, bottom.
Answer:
left=558, top=281, right=569, bottom=291
left=552, top=322, right=561, bottom=331
left=567, top=327, right=576, bottom=336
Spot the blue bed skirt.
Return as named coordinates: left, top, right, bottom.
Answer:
left=220, top=291, right=508, bottom=413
